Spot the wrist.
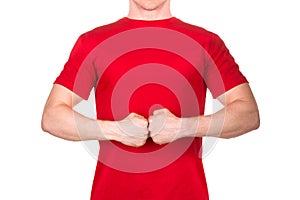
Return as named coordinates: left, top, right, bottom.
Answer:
left=184, top=116, right=203, bottom=138
left=97, top=120, right=116, bottom=141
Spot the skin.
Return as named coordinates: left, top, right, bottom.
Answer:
left=41, top=0, right=260, bottom=147
left=148, top=83, right=260, bottom=144
left=41, top=84, right=149, bottom=147
left=128, top=0, right=172, bottom=20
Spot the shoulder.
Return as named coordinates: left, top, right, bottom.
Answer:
left=174, top=18, right=218, bottom=37
left=172, top=18, right=222, bottom=48
left=77, top=18, right=127, bottom=44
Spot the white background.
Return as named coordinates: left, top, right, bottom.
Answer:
left=1, top=0, right=299, bottom=199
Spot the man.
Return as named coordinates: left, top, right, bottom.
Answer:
left=42, top=0, right=260, bottom=199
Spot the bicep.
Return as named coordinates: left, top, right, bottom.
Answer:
left=45, top=84, right=84, bottom=109
left=216, top=83, right=257, bottom=107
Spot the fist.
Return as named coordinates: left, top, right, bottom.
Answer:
left=148, top=108, right=199, bottom=145
left=109, top=113, right=149, bottom=147
left=148, top=109, right=182, bottom=145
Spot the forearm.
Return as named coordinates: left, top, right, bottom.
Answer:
left=42, top=103, right=110, bottom=141
left=195, top=100, right=260, bottom=139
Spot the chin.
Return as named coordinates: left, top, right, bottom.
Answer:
left=133, top=0, right=168, bottom=10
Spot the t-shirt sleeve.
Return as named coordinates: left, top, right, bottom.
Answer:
left=204, top=34, right=248, bottom=98
left=54, top=34, right=97, bottom=100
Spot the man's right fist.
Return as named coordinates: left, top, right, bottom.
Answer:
left=101, top=113, right=149, bottom=147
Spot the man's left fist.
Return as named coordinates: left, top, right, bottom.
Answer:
left=148, top=108, right=199, bottom=145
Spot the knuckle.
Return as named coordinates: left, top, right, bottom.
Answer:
left=134, top=143, right=141, bottom=147
left=129, top=112, right=137, bottom=118
left=154, top=139, right=162, bottom=145
left=142, top=120, right=148, bottom=127
left=136, top=120, right=147, bottom=128
left=152, top=136, right=160, bottom=143
left=152, top=137, right=158, bottom=143
left=135, top=140, right=145, bottom=147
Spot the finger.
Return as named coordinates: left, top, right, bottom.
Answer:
left=135, top=113, right=147, bottom=120
left=130, top=113, right=148, bottom=127
left=153, top=108, right=169, bottom=115
left=147, top=116, right=154, bottom=132
left=128, top=112, right=137, bottom=117
left=121, top=135, right=147, bottom=147
left=148, top=115, right=165, bottom=134
left=148, top=121, right=160, bottom=137
left=148, top=116, right=153, bottom=124
left=138, top=118, right=148, bottom=127
left=128, top=112, right=146, bottom=119
left=150, top=131, right=158, bottom=138
left=152, top=136, right=164, bottom=145
left=127, top=141, right=143, bottom=148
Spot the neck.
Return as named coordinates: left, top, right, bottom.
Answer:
left=127, top=0, right=172, bottom=20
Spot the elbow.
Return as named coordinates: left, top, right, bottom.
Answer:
left=241, top=108, right=260, bottom=136
left=239, top=109, right=260, bottom=136
left=251, top=109, right=260, bottom=131
left=41, top=106, right=58, bottom=135
left=41, top=108, right=80, bottom=142
left=41, top=110, right=52, bottom=133
left=222, top=109, right=260, bottom=140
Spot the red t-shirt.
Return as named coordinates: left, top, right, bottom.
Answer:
left=55, top=17, right=247, bottom=200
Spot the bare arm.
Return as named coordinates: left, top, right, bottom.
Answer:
left=148, top=83, right=260, bottom=144
left=41, top=84, right=148, bottom=146
left=197, top=83, right=260, bottom=139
